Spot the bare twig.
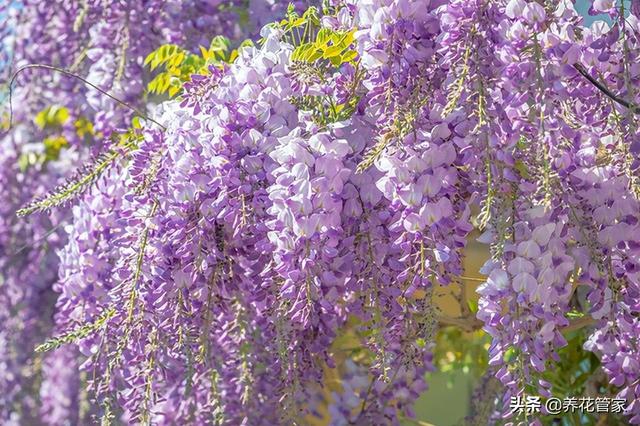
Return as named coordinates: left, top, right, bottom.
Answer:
left=4, top=63, right=166, bottom=131
left=437, top=314, right=483, bottom=332
left=573, top=63, right=640, bottom=114
left=562, top=315, right=597, bottom=333
left=7, top=218, right=68, bottom=257
left=437, top=312, right=596, bottom=334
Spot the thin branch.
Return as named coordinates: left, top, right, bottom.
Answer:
left=437, top=314, right=483, bottom=332
left=7, top=218, right=68, bottom=257
left=562, top=315, right=597, bottom=333
left=352, top=379, right=375, bottom=424
left=459, top=275, right=486, bottom=282
left=399, top=418, right=435, bottom=426
left=437, top=313, right=596, bottom=334
left=4, top=63, right=166, bottom=131
left=573, top=63, right=640, bottom=114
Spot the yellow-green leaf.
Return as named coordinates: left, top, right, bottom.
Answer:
left=34, top=106, right=70, bottom=129
left=168, top=85, right=181, bottom=98
left=75, top=117, right=94, bottom=138
left=341, top=50, right=357, bottom=63
left=43, top=136, right=68, bottom=160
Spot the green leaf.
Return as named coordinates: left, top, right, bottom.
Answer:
left=514, top=159, right=531, bottom=179
left=209, top=35, right=231, bottom=58
left=43, top=136, right=68, bottom=161
left=34, top=106, right=70, bottom=129
left=305, top=47, right=323, bottom=63
left=75, top=117, right=94, bottom=139
left=302, top=6, right=320, bottom=26
left=323, top=43, right=345, bottom=59
left=290, top=16, right=306, bottom=28
left=170, top=51, right=186, bottom=69
left=18, top=153, right=30, bottom=172
left=329, top=55, right=342, bottom=67
left=467, top=298, right=479, bottom=314
left=341, top=49, right=358, bottom=63
left=168, top=84, right=181, bottom=98
left=503, top=347, right=516, bottom=362
left=566, top=309, right=585, bottom=319
left=144, top=36, right=242, bottom=97
left=239, top=39, right=254, bottom=49
left=316, top=28, right=332, bottom=45
left=143, top=50, right=156, bottom=67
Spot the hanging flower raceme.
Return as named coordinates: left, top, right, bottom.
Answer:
left=3, top=0, right=640, bottom=425
left=0, top=1, right=292, bottom=422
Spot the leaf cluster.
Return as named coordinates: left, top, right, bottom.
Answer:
left=34, top=105, right=69, bottom=129
left=269, top=5, right=320, bottom=46
left=144, top=36, right=251, bottom=97
left=284, top=11, right=361, bottom=127
left=536, top=330, right=626, bottom=425
left=291, top=28, right=357, bottom=66
left=18, top=106, right=96, bottom=171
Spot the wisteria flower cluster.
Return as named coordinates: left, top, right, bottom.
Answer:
left=2, top=0, right=640, bottom=425
left=0, top=0, right=302, bottom=424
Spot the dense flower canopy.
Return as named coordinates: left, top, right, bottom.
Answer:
left=1, top=0, right=640, bottom=425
